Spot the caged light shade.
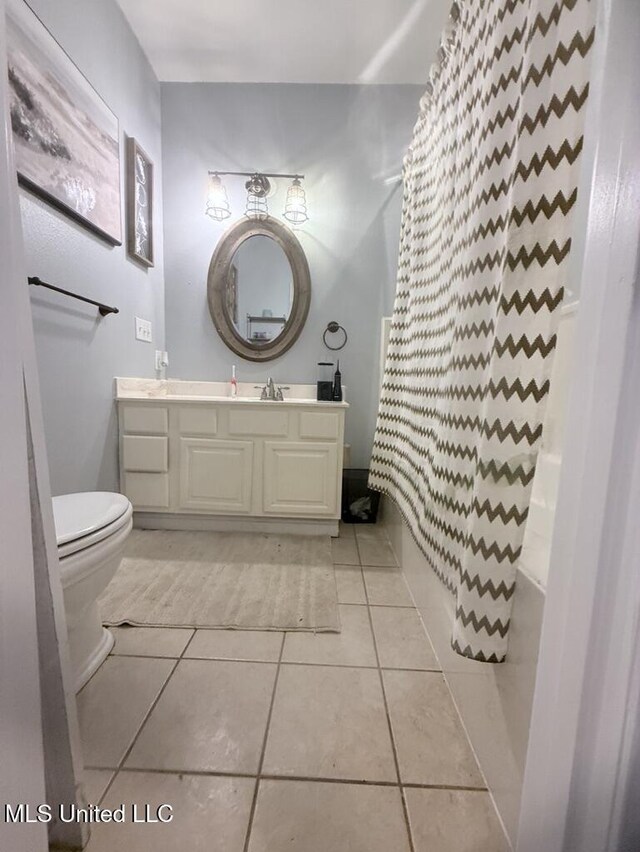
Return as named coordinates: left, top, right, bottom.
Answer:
left=245, top=193, right=269, bottom=219
left=244, top=174, right=270, bottom=220
left=205, top=173, right=231, bottom=221
left=283, top=177, right=308, bottom=224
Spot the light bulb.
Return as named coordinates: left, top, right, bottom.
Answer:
left=283, top=177, right=308, bottom=224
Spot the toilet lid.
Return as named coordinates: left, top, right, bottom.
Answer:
left=53, top=492, right=131, bottom=546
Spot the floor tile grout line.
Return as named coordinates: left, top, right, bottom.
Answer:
left=241, top=630, right=286, bottom=852
left=279, top=661, right=443, bottom=673
left=355, top=524, right=399, bottom=571
left=131, top=628, right=195, bottom=739
left=113, top=651, right=280, bottom=663
left=92, top=656, right=180, bottom=809
left=359, top=533, right=491, bottom=801
left=361, top=527, right=421, bottom=852
left=110, top=652, right=190, bottom=660
left=360, top=555, right=416, bottom=852
left=353, top=528, right=363, bottom=567
left=354, top=532, right=415, bottom=611
left=83, top=763, right=489, bottom=792
left=401, top=781, right=489, bottom=792
left=368, top=621, right=417, bottom=852
left=85, top=768, right=116, bottom=809
left=95, top=628, right=197, bottom=807
left=361, top=526, right=480, bottom=850
left=112, top=652, right=281, bottom=663
left=178, top=628, right=199, bottom=658
left=336, top=602, right=417, bottom=609
left=257, top=776, right=487, bottom=792
left=359, top=527, right=498, bottom=838
left=339, top=601, right=416, bottom=609
left=105, top=656, right=443, bottom=673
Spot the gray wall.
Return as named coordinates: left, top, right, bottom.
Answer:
left=161, top=82, right=421, bottom=467
left=21, top=0, right=164, bottom=495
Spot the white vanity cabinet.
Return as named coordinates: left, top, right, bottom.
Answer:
left=116, top=380, right=347, bottom=534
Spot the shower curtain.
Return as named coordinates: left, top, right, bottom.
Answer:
left=369, top=0, right=594, bottom=662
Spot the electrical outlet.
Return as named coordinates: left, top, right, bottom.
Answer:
left=135, top=316, right=152, bottom=343
left=155, top=350, right=169, bottom=370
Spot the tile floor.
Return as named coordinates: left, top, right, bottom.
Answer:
left=78, top=523, right=509, bottom=851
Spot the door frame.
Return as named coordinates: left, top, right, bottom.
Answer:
left=0, top=1, right=85, bottom=848
left=0, top=3, right=48, bottom=846
left=517, top=0, right=640, bottom=849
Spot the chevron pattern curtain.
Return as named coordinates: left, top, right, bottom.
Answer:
left=369, top=0, right=594, bottom=662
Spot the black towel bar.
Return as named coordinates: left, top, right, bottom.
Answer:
left=28, top=276, right=119, bottom=316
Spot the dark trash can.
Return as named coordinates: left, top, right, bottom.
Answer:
left=341, top=469, right=381, bottom=524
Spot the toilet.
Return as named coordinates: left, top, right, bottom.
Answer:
left=52, top=492, right=133, bottom=693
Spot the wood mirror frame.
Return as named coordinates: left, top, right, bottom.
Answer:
left=207, top=217, right=311, bottom=362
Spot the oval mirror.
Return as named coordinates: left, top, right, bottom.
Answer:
left=207, top=218, right=311, bottom=362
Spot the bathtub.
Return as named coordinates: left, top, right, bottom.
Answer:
left=519, top=301, right=577, bottom=589
left=520, top=452, right=562, bottom=588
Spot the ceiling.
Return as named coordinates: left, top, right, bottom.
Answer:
left=115, top=0, right=451, bottom=84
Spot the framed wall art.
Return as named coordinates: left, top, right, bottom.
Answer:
left=126, top=136, right=154, bottom=268
left=6, top=0, right=122, bottom=245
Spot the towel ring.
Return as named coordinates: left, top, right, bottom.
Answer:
left=323, top=321, right=348, bottom=351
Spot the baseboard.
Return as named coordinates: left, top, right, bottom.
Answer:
left=133, top=512, right=339, bottom=537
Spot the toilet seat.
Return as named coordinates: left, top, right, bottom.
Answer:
left=53, top=492, right=132, bottom=558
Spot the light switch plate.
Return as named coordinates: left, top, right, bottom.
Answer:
left=135, top=316, right=152, bottom=343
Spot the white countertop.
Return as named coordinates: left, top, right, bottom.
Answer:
left=115, top=377, right=349, bottom=408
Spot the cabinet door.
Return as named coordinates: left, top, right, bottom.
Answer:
left=179, top=438, right=253, bottom=513
left=263, top=442, right=338, bottom=517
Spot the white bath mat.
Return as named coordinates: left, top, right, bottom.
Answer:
left=99, top=529, right=340, bottom=633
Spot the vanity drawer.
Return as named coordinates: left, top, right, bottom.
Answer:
left=122, top=472, right=169, bottom=508
left=179, top=407, right=218, bottom=435
left=122, top=405, right=168, bottom=435
left=228, top=407, right=289, bottom=437
left=122, top=435, right=168, bottom=472
left=299, top=411, right=341, bottom=440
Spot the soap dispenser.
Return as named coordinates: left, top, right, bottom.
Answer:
left=332, top=361, right=343, bottom=402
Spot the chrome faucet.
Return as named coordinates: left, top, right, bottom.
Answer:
left=254, top=378, right=290, bottom=401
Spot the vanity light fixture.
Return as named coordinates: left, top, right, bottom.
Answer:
left=205, top=171, right=308, bottom=224
left=244, top=173, right=270, bottom=220
left=283, top=177, right=308, bottom=225
left=205, top=173, right=231, bottom=221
